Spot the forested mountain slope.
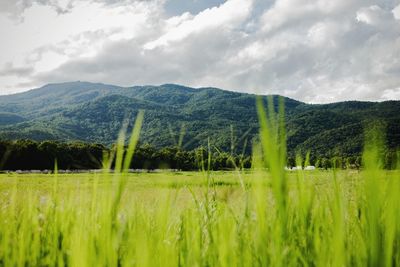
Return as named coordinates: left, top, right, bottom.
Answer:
left=0, top=82, right=399, bottom=158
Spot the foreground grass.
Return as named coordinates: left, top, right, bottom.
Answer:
left=0, top=169, right=398, bottom=266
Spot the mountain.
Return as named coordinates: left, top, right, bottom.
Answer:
left=0, top=81, right=399, bottom=158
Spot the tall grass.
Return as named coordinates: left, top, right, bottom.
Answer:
left=0, top=101, right=399, bottom=266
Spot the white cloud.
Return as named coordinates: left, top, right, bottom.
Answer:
left=356, top=5, right=394, bottom=27
left=0, top=0, right=162, bottom=93
left=0, top=0, right=400, bottom=103
left=144, top=0, right=252, bottom=49
left=394, top=4, right=400, bottom=19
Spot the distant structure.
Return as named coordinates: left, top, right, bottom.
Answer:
left=304, top=166, right=316, bottom=171
left=288, top=166, right=316, bottom=171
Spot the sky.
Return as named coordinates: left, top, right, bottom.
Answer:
left=0, top=0, right=399, bottom=103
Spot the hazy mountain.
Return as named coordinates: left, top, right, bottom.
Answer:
left=0, top=82, right=399, bottom=158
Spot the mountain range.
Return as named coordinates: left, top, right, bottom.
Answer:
left=0, top=81, right=399, bottom=158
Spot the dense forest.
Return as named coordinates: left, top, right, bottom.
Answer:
left=0, top=140, right=250, bottom=171
left=1, top=140, right=398, bottom=171
left=0, top=82, right=399, bottom=166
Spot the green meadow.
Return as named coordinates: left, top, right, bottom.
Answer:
left=0, top=168, right=399, bottom=266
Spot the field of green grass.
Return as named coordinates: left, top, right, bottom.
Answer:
left=0, top=168, right=399, bottom=266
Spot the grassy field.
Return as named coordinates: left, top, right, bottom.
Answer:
left=0, top=168, right=399, bottom=267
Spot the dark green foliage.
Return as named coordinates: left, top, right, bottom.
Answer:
left=0, top=82, right=399, bottom=160
left=122, top=145, right=249, bottom=171
left=0, top=140, right=105, bottom=170
left=0, top=140, right=248, bottom=171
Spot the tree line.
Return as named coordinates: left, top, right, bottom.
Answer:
left=0, top=140, right=398, bottom=171
left=0, top=140, right=251, bottom=171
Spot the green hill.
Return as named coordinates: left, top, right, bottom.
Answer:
left=0, top=82, right=399, bottom=158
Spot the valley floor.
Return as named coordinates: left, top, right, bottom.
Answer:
left=0, top=170, right=399, bottom=266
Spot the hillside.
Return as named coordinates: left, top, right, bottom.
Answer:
left=0, top=82, right=399, bottom=158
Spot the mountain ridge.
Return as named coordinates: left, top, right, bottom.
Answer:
left=0, top=81, right=399, bottom=158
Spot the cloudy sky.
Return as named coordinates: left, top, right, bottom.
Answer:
left=0, top=0, right=399, bottom=103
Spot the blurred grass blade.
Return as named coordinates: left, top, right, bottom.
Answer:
left=123, top=110, right=144, bottom=172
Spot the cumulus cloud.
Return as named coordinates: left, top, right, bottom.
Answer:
left=0, top=0, right=73, bottom=17
left=0, top=0, right=400, bottom=102
left=0, top=63, right=34, bottom=77
left=144, top=0, right=252, bottom=49
left=0, top=0, right=157, bottom=17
